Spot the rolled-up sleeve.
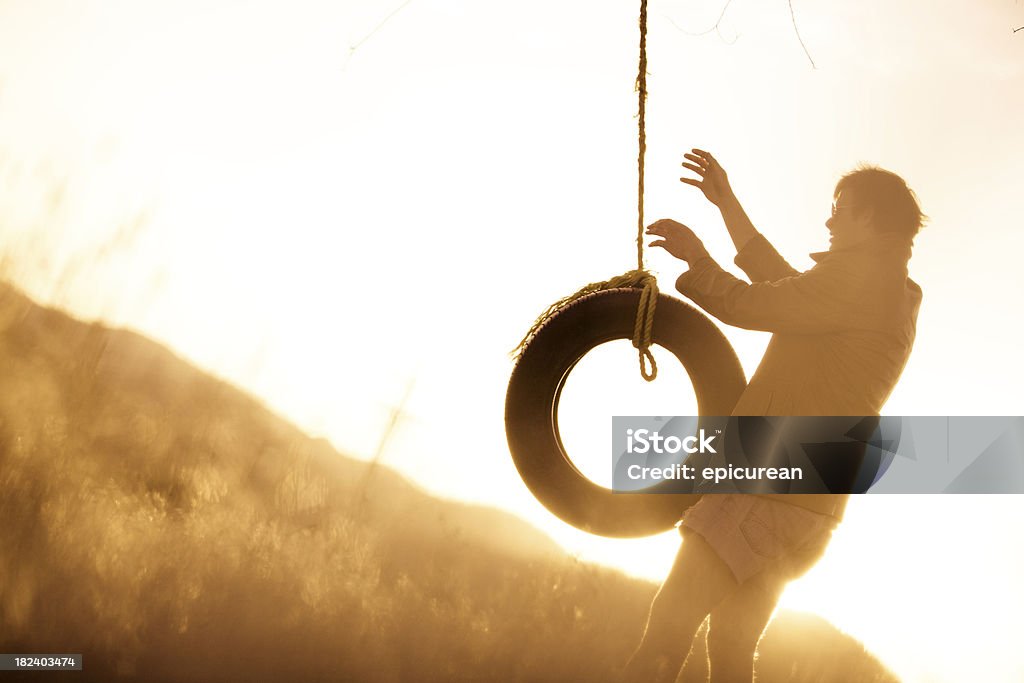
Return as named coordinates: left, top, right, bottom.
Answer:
left=675, top=255, right=859, bottom=334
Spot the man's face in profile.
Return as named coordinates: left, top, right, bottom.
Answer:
left=826, top=189, right=872, bottom=250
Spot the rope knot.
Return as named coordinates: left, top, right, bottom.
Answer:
left=513, top=269, right=659, bottom=382
left=631, top=272, right=658, bottom=381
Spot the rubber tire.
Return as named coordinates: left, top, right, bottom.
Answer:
left=505, top=288, right=747, bottom=538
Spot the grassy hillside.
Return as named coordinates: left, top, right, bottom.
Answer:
left=0, top=281, right=898, bottom=682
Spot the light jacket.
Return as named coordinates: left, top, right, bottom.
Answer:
left=675, top=232, right=922, bottom=518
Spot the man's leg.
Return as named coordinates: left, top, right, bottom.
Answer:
left=622, top=531, right=738, bottom=683
left=703, top=501, right=837, bottom=682
left=705, top=572, right=785, bottom=683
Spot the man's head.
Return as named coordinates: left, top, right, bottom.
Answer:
left=826, top=166, right=925, bottom=250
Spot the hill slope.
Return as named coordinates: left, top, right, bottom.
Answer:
left=0, top=281, right=898, bottom=682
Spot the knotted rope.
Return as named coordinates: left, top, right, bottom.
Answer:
left=633, top=0, right=657, bottom=380
left=514, top=0, right=658, bottom=381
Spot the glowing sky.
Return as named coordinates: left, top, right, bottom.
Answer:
left=2, top=1, right=1024, bottom=680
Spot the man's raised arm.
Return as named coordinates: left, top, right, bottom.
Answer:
left=646, top=219, right=859, bottom=335
left=682, top=149, right=798, bottom=283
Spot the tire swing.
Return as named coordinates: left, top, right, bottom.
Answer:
left=504, top=1, right=747, bottom=538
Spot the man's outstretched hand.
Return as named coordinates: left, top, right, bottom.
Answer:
left=681, top=148, right=735, bottom=208
left=646, top=219, right=710, bottom=264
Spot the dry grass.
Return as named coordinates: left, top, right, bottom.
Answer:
left=0, top=281, right=898, bottom=682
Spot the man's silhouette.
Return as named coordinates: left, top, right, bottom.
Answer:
left=623, top=149, right=924, bottom=682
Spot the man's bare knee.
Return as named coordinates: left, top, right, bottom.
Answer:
left=624, top=532, right=739, bottom=682
left=632, top=586, right=704, bottom=665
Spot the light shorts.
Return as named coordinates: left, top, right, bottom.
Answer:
left=679, top=494, right=838, bottom=584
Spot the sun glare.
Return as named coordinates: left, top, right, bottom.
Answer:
left=3, top=1, right=1024, bottom=681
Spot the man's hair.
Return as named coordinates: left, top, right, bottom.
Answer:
left=835, top=166, right=926, bottom=239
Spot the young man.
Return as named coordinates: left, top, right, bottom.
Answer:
left=622, top=149, right=925, bottom=682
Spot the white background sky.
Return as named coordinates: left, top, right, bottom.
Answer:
left=2, top=1, right=1024, bottom=680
